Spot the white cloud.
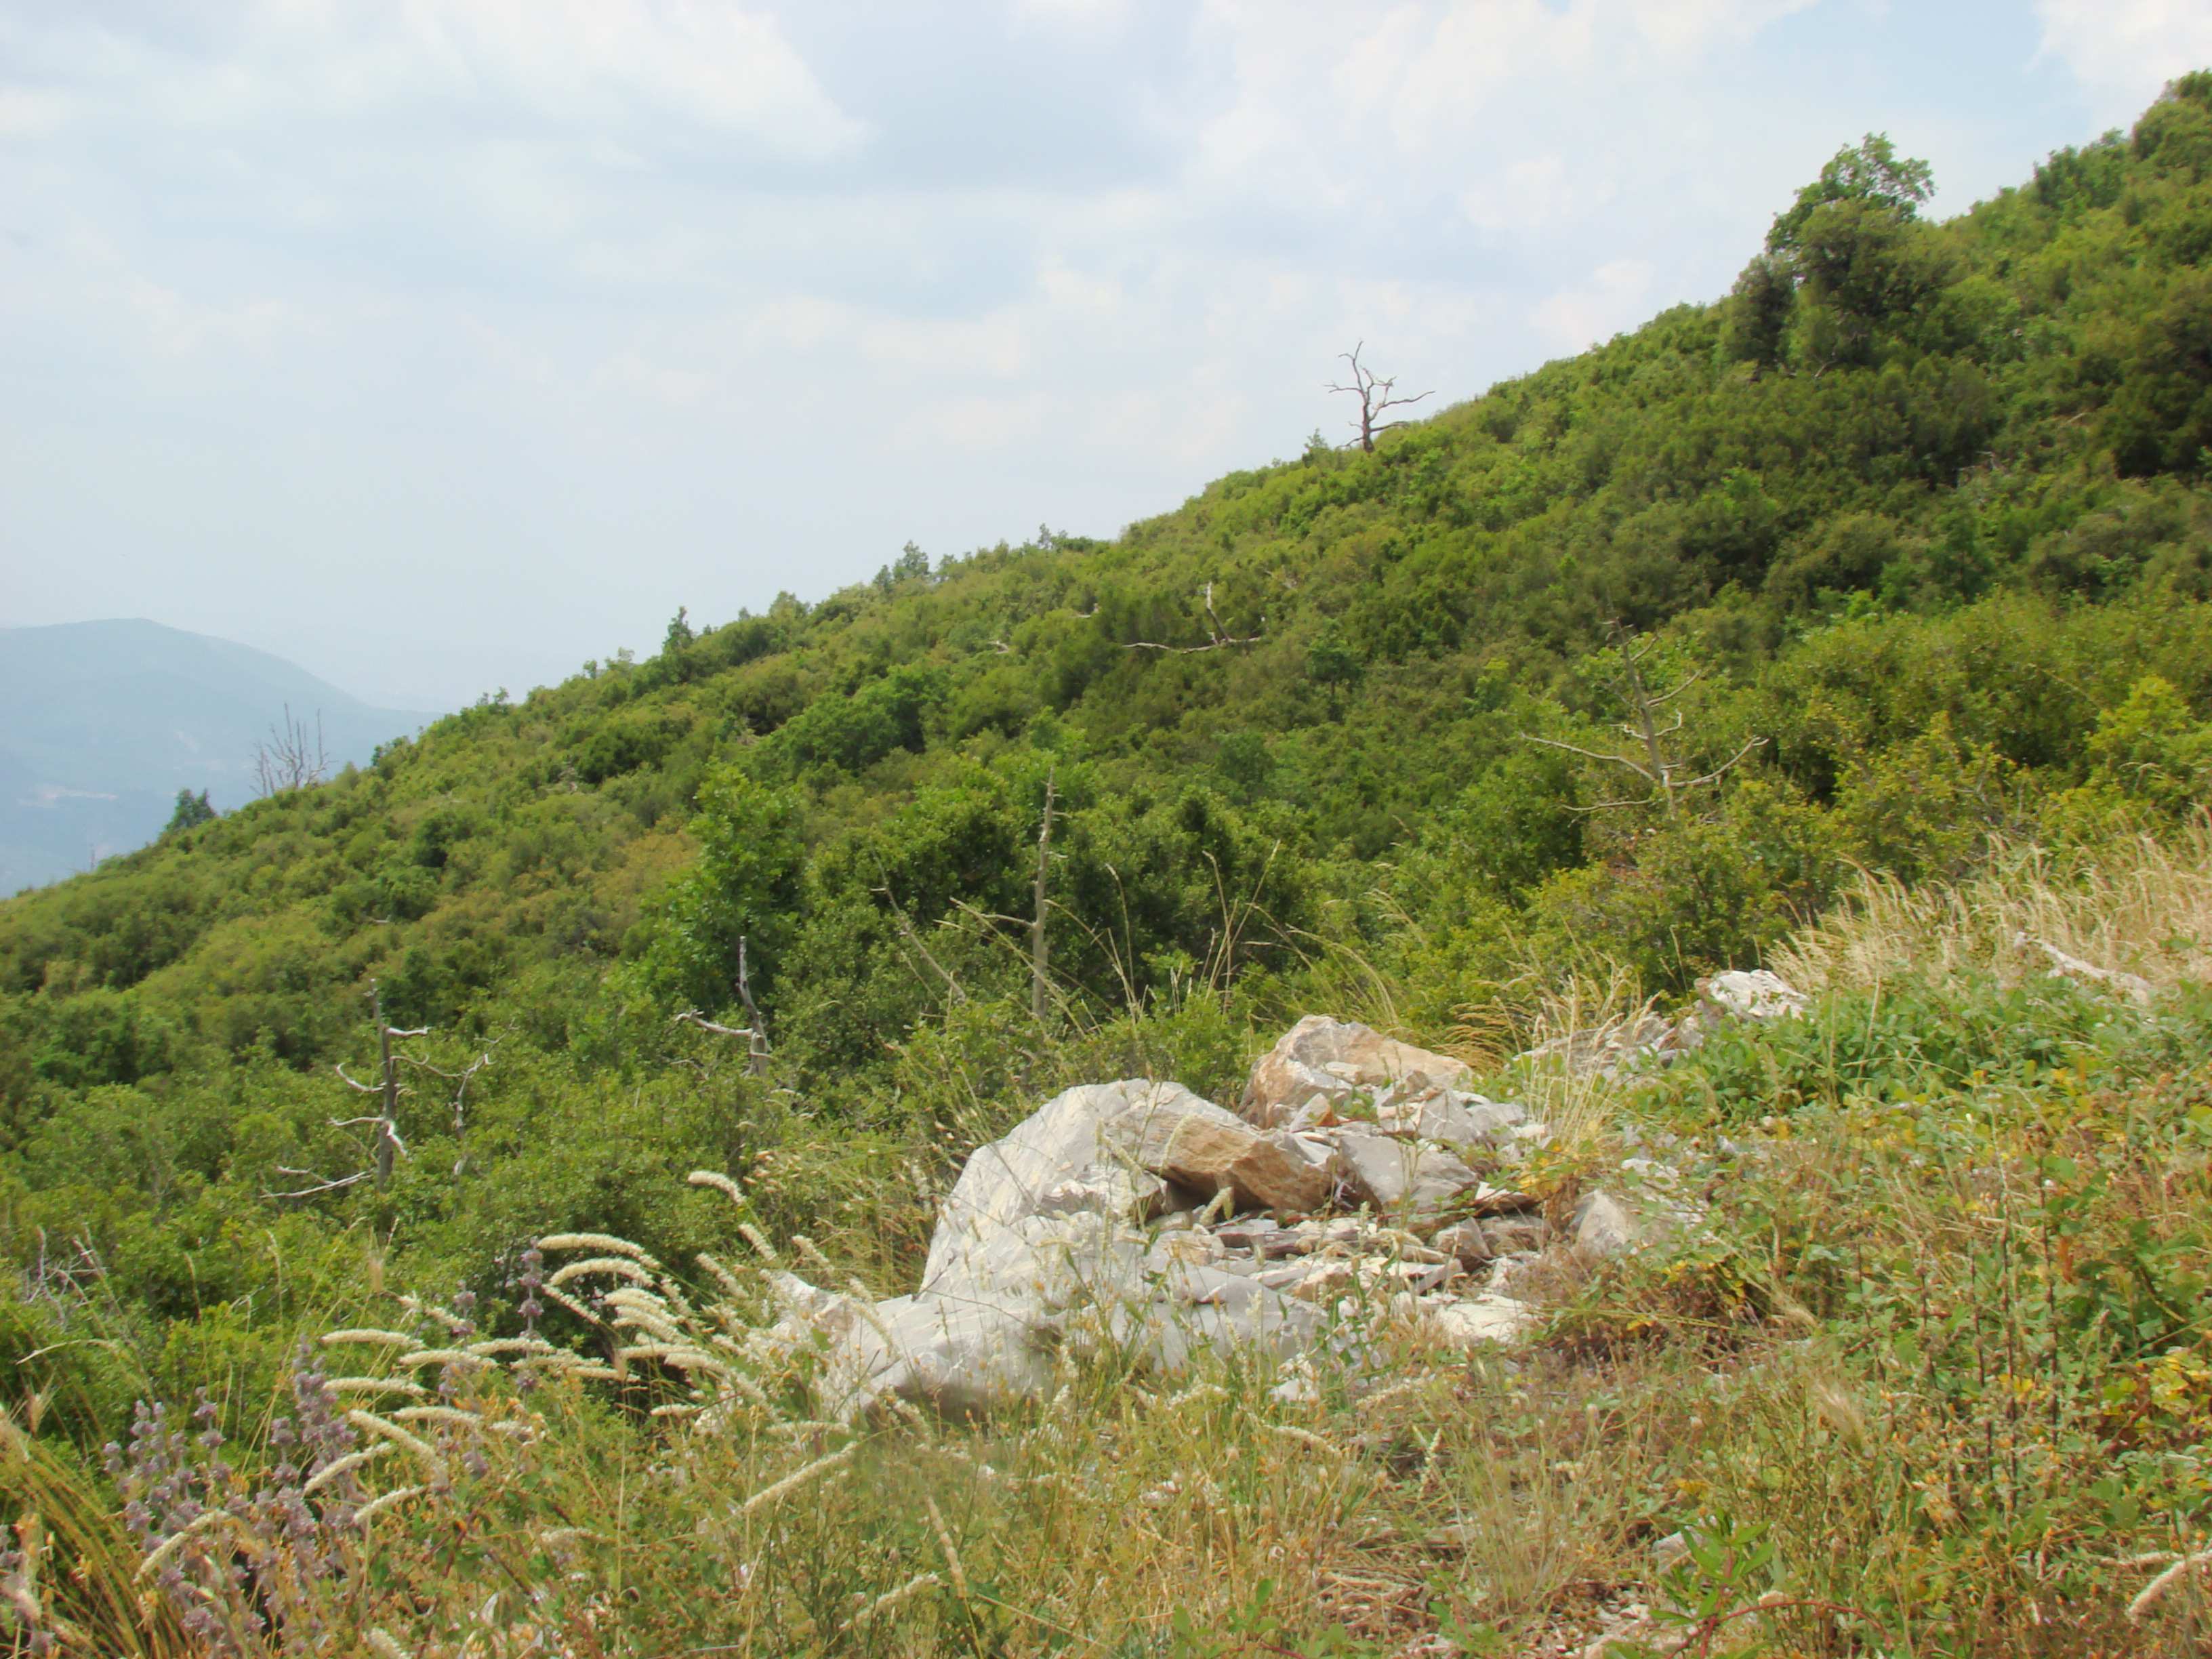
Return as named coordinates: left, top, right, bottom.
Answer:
left=1201, top=0, right=1815, bottom=165
left=0, top=87, right=71, bottom=136
left=1531, top=258, right=1653, bottom=354
left=2036, top=1, right=2212, bottom=123
left=603, top=349, right=714, bottom=408
left=897, top=392, right=1058, bottom=452
left=415, top=0, right=867, bottom=155
left=1008, top=0, right=1133, bottom=30
left=45, top=226, right=317, bottom=359
left=1629, top=0, right=1814, bottom=54
left=45, top=1, right=863, bottom=157
left=459, top=142, right=595, bottom=239
left=1462, top=155, right=1584, bottom=232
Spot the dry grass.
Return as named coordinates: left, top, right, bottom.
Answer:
left=1774, top=815, right=2212, bottom=998
left=16, top=828, right=2212, bottom=1657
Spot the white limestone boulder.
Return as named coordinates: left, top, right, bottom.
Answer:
left=1242, top=1016, right=1473, bottom=1127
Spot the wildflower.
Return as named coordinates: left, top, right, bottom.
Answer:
left=548, top=1256, right=656, bottom=1289
left=1263, top=1423, right=1343, bottom=1456
left=924, top=1494, right=970, bottom=1601
left=539, top=1233, right=665, bottom=1268
left=302, top=1444, right=395, bottom=1496
left=344, top=1410, right=442, bottom=1467
left=844, top=1572, right=941, bottom=1630
left=352, top=1486, right=426, bottom=1526
left=687, top=1170, right=747, bottom=1207
left=739, top=1445, right=855, bottom=1517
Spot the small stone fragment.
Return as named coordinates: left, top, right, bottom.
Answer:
left=1480, top=1214, right=1551, bottom=1254
left=1572, top=1189, right=1639, bottom=1258
left=1429, top=1292, right=1535, bottom=1347
left=1431, top=1220, right=1493, bottom=1269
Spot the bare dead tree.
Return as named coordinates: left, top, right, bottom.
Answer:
left=876, top=878, right=970, bottom=1008
left=1126, top=583, right=1263, bottom=654
left=1521, top=628, right=1765, bottom=818
left=408, top=1044, right=494, bottom=1176
left=1326, top=342, right=1432, bottom=452
left=733, top=937, right=770, bottom=1074
left=672, top=941, right=770, bottom=1076
left=254, top=704, right=329, bottom=797
left=1031, top=765, right=1058, bottom=1024
left=270, top=986, right=426, bottom=1199
left=20, top=1229, right=112, bottom=1326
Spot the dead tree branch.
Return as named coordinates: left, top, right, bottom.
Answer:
left=1520, top=627, right=1765, bottom=818
left=1326, top=342, right=1432, bottom=452
left=400, top=1046, right=493, bottom=1172
left=670, top=937, right=771, bottom=1074
left=672, top=1010, right=756, bottom=1041
left=1126, top=583, right=1264, bottom=654
left=1031, top=765, right=1058, bottom=1025
left=734, top=936, right=770, bottom=1074
left=267, top=1166, right=375, bottom=1200
left=254, top=704, right=330, bottom=797
left=877, top=877, right=969, bottom=1007
left=266, top=987, right=428, bottom=1200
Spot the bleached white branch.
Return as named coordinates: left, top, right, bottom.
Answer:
left=267, top=1166, right=375, bottom=1200
left=1127, top=581, right=1263, bottom=653
left=672, top=1010, right=757, bottom=1041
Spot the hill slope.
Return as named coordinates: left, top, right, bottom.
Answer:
left=1, top=77, right=2210, bottom=1492
left=0, top=619, right=432, bottom=893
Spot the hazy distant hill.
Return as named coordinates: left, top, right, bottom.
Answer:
left=0, top=619, right=432, bottom=892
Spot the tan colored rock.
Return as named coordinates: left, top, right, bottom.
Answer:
left=1242, top=1015, right=1473, bottom=1127
left=1572, top=1189, right=1639, bottom=1258
left=1459, top=1181, right=1540, bottom=1216
left=1430, top=1220, right=1493, bottom=1269
left=1479, top=1214, right=1552, bottom=1254
left=1111, top=1091, right=1332, bottom=1216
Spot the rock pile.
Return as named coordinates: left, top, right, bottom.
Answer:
left=764, top=989, right=1804, bottom=1421
left=1523, top=968, right=1809, bottom=1079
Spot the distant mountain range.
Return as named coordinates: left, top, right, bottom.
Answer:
left=0, top=619, right=435, bottom=893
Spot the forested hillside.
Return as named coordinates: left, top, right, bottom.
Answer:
left=5, top=77, right=2212, bottom=1472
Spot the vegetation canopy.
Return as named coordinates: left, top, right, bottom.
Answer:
left=4, top=77, right=2212, bottom=1658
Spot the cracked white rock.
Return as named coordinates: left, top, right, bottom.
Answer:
left=1700, top=968, right=1809, bottom=1022
left=1428, top=1292, right=1536, bottom=1347
left=1242, top=1016, right=1474, bottom=1127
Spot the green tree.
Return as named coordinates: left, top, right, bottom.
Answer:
left=162, top=790, right=216, bottom=837
left=1721, top=253, right=1797, bottom=370
left=1762, top=134, right=1944, bottom=365
left=633, top=762, right=806, bottom=1013
left=1766, top=133, right=1935, bottom=255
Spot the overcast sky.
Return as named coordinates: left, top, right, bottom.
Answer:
left=3, top=1, right=2208, bottom=710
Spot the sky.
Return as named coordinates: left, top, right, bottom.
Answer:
left=3, top=1, right=2209, bottom=711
